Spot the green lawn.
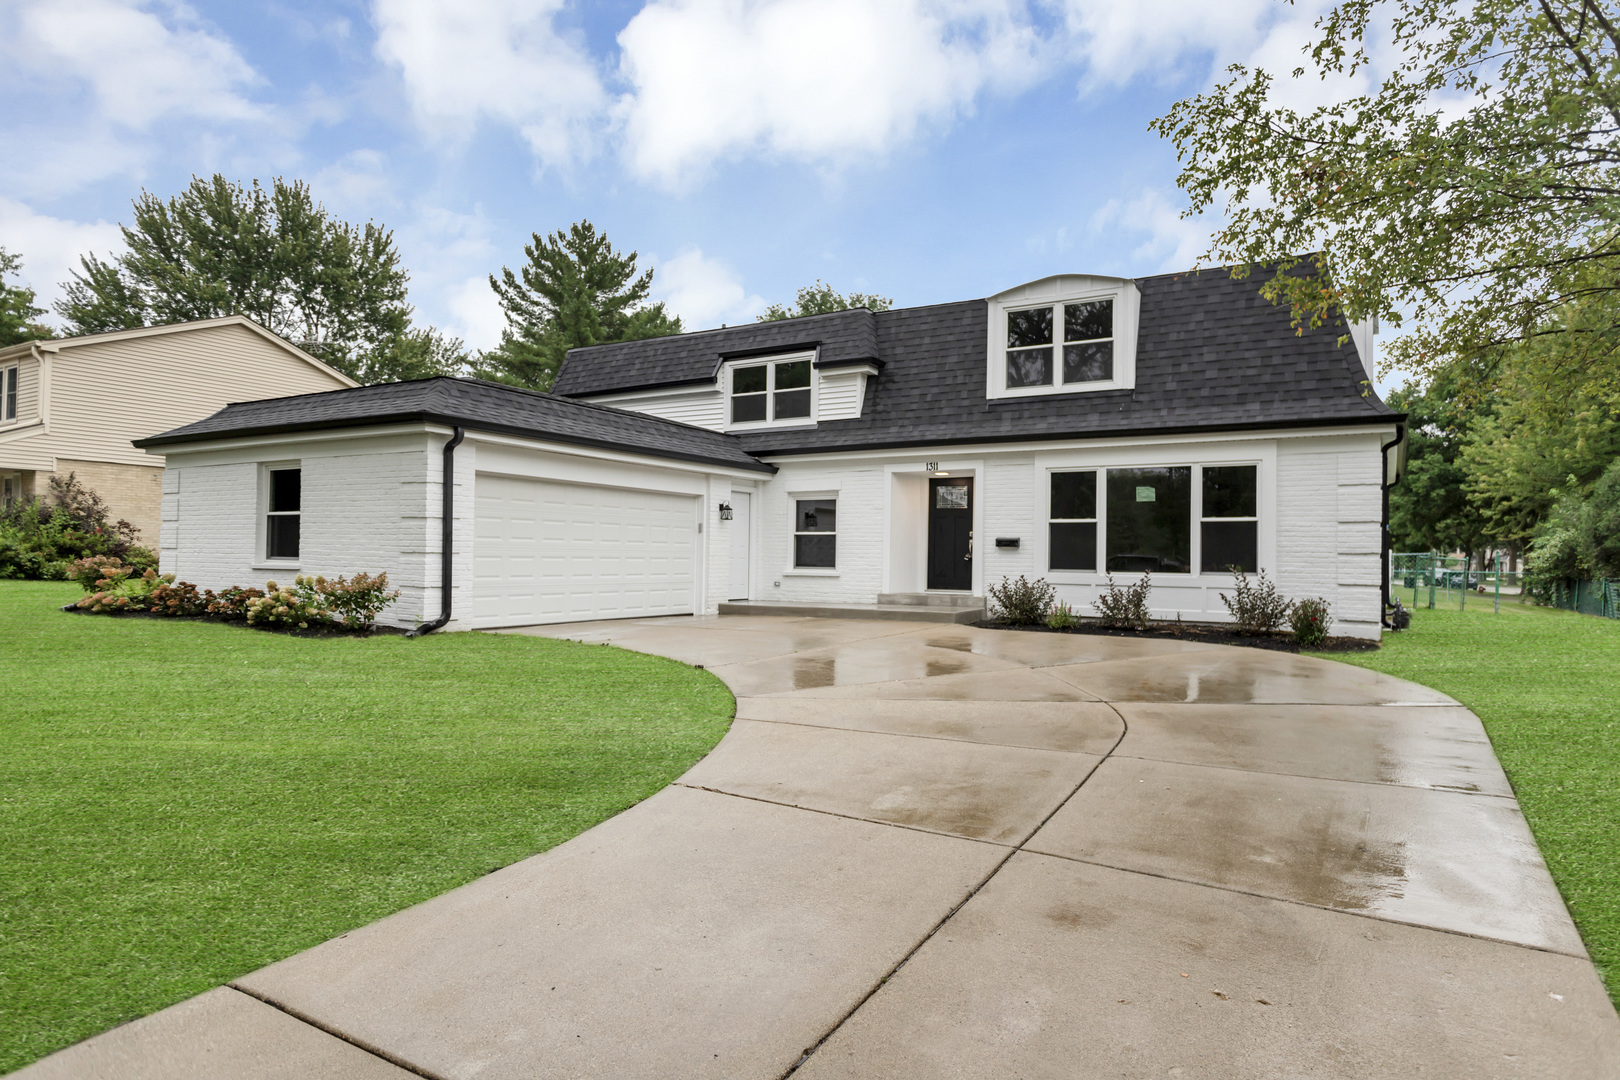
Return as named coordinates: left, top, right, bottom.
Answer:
left=1314, top=601, right=1619, bottom=1005
left=0, top=581, right=733, bottom=1073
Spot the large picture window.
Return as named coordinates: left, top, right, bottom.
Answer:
left=1106, top=467, right=1190, bottom=573
left=731, top=358, right=812, bottom=425
left=1200, top=465, right=1258, bottom=573
left=794, top=498, right=836, bottom=568
left=266, top=467, right=301, bottom=560
left=1048, top=471, right=1097, bottom=571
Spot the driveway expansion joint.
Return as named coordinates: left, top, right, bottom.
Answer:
left=226, top=984, right=446, bottom=1080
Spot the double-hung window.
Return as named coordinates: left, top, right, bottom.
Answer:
left=1200, top=465, right=1258, bottom=573
left=1048, top=471, right=1097, bottom=571
left=1005, top=299, right=1114, bottom=390
left=731, top=358, right=812, bottom=425
left=265, top=467, right=301, bottom=560
left=793, top=498, right=836, bottom=568
left=2, top=366, right=16, bottom=422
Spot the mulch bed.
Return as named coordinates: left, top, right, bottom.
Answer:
left=60, top=604, right=407, bottom=638
left=973, top=619, right=1380, bottom=653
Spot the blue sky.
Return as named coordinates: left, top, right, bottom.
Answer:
left=0, top=0, right=1359, bottom=353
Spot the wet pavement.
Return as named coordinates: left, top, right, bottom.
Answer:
left=20, top=616, right=1620, bottom=1079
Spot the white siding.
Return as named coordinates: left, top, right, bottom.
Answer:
left=815, top=370, right=867, bottom=421
left=759, top=461, right=887, bottom=605
left=585, top=386, right=727, bottom=430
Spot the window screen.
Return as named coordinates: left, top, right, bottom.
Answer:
left=794, top=498, right=836, bottom=568
left=1048, top=471, right=1097, bottom=571
left=1106, top=467, right=1191, bottom=573
left=1200, top=465, right=1258, bottom=573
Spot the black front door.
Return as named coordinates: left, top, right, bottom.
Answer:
left=927, top=477, right=973, bottom=591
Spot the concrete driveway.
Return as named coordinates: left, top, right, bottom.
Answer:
left=21, top=616, right=1620, bottom=1079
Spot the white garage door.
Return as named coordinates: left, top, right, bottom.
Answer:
left=472, top=473, right=698, bottom=627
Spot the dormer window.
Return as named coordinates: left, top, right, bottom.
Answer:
left=987, top=275, right=1139, bottom=399
left=727, top=353, right=815, bottom=428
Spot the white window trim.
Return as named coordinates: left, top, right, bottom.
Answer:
left=724, top=351, right=819, bottom=431
left=1, top=365, right=17, bottom=424
left=789, top=489, right=838, bottom=572
left=257, top=461, right=302, bottom=566
left=1036, top=454, right=1270, bottom=582
left=986, top=276, right=1140, bottom=400
left=1046, top=468, right=1099, bottom=573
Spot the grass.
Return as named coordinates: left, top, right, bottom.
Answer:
left=0, top=581, right=734, bottom=1073
left=1313, top=601, right=1619, bottom=1006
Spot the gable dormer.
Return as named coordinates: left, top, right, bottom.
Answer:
left=986, top=275, right=1141, bottom=400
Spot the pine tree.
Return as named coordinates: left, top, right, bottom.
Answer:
left=477, top=221, right=681, bottom=391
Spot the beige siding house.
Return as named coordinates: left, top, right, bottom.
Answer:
left=0, top=317, right=356, bottom=548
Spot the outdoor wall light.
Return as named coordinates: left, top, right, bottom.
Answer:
left=718, top=501, right=733, bottom=520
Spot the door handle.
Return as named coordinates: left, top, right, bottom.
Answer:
left=965, top=530, right=973, bottom=560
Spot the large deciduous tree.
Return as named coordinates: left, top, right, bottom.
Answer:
left=0, top=247, right=53, bottom=347
left=1386, top=368, right=1495, bottom=558
left=757, top=281, right=894, bottom=322
left=1152, top=0, right=1620, bottom=383
left=55, top=175, right=460, bottom=382
left=478, top=221, right=681, bottom=391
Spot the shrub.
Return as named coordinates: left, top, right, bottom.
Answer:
left=76, top=568, right=164, bottom=613
left=0, top=473, right=147, bottom=579
left=1046, top=600, right=1076, bottom=630
left=1578, top=459, right=1620, bottom=580
left=987, top=575, right=1055, bottom=625
left=246, top=580, right=333, bottom=630
left=1219, top=568, right=1292, bottom=634
left=1093, top=572, right=1151, bottom=629
left=1290, top=596, right=1333, bottom=647
left=146, top=578, right=206, bottom=616
left=304, top=572, right=400, bottom=629
left=204, top=586, right=266, bottom=621
left=68, top=555, right=130, bottom=591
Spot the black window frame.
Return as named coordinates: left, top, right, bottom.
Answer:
left=1199, top=464, right=1259, bottom=574
left=1047, top=470, right=1098, bottom=572
left=730, top=357, right=815, bottom=426
left=793, top=497, right=837, bottom=568
left=265, top=466, right=301, bottom=561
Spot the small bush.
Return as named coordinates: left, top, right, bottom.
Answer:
left=146, top=578, right=206, bottom=616
left=76, top=568, right=164, bottom=613
left=305, top=572, right=400, bottom=629
left=0, top=473, right=147, bottom=580
left=1046, top=601, right=1076, bottom=630
left=1219, top=568, right=1292, bottom=634
left=1093, top=572, right=1151, bottom=629
left=987, top=575, right=1055, bottom=625
left=246, top=579, right=332, bottom=629
left=1290, top=596, right=1333, bottom=646
left=68, top=555, right=130, bottom=591
left=204, top=586, right=266, bottom=621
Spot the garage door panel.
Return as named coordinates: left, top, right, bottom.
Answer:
left=473, top=473, right=698, bottom=627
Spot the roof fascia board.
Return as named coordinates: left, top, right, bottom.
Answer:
left=746, top=415, right=1406, bottom=463
left=466, top=429, right=777, bottom=481
left=136, top=410, right=776, bottom=473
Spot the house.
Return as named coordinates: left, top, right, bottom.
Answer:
left=136, top=268, right=1406, bottom=638
left=0, top=317, right=357, bottom=545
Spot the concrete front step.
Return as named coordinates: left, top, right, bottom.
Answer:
left=718, top=600, right=984, bottom=624
left=875, top=592, right=985, bottom=609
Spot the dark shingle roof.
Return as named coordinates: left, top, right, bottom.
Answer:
left=553, top=307, right=882, bottom=396
left=133, top=377, right=775, bottom=473
left=559, top=267, right=1397, bottom=455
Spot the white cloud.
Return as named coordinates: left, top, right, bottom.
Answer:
left=0, top=199, right=126, bottom=321
left=652, top=248, right=766, bottom=329
left=1091, top=189, right=1210, bottom=273
left=446, top=276, right=507, bottom=351
left=617, top=0, right=1044, bottom=186
left=4, top=0, right=262, bottom=127
left=371, top=0, right=607, bottom=168
left=1057, top=0, right=1276, bottom=88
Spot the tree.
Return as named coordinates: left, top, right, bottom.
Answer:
left=758, top=281, right=894, bottom=322
left=1151, top=0, right=1620, bottom=385
left=352, top=328, right=470, bottom=385
left=1387, top=370, right=1494, bottom=559
left=55, top=175, right=420, bottom=381
left=478, top=221, right=681, bottom=391
left=0, top=247, right=53, bottom=346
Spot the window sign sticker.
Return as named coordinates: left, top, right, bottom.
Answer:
left=1136, top=486, right=1156, bottom=502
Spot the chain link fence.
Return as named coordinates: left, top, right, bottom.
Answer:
left=1392, top=552, right=1620, bottom=619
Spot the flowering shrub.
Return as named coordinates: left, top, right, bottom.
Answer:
left=303, top=572, right=400, bottom=629
left=246, top=580, right=333, bottom=629
left=77, top=568, right=163, bottom=612
left=987, top=575, right=1055, bottom=625
left=203, top=586, right=266, bottom=621
left=1093, top=572, right=1152, bottom=629
left=1046, top=601, right=1077, bottom=629
left=147, top=578, right=206, bottom=616
left=0, top=474, right=155, bottom=580
left=1290, top=597, right=1333, bottom=647
left=69, top=555, right=133, bottom=591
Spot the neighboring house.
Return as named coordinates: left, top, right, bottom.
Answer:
left=138, top=268, right=1406, bottom=638
left=0, top=317, right=357, bottom=547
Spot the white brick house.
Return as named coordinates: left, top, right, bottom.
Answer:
left=139, top=268, right=1405, bottom=638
